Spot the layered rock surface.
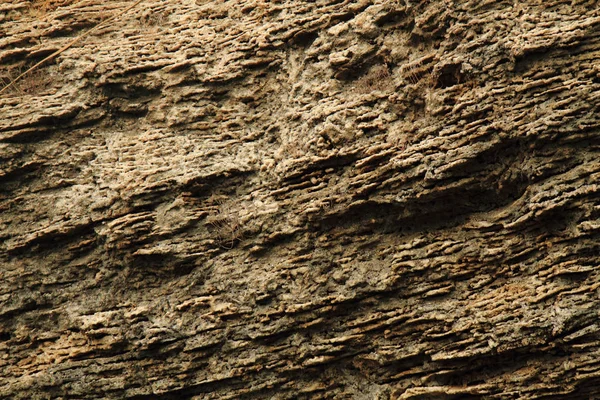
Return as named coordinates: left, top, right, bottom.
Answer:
left=2, top=0, right=600, bottom=398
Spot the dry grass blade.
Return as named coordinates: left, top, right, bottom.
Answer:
left=205, top=197, right=243, bottom=250
left=0, top=0, right=145, bottom=96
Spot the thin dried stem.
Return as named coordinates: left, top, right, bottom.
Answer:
left=0, top=0, right=145, bottom=96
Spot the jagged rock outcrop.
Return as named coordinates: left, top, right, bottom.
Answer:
left=2, top=0, right=600, bottom=398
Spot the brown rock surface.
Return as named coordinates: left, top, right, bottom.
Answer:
left=2, top=0, right=600, bottom=398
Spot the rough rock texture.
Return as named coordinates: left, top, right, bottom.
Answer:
left=2, top=0, right=600, bottom=398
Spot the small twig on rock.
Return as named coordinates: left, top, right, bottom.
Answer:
left=0, top=0, right=145, bottom=96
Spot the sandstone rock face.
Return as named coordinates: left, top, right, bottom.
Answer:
left=2, top=0, right=600, bottom=398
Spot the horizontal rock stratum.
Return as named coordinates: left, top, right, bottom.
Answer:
left=1, top=0, right=600, bottom=398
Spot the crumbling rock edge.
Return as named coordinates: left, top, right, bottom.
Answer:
left=1, top=0, right=600, bottom=398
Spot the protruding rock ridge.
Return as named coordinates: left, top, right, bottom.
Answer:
left=1, top=0, right=600, bottom=398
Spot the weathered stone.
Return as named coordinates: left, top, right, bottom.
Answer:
left=2, top=0, right=600, bottom=398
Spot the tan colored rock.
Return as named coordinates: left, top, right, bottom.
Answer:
left=2, top=0, right=600, bottom=398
